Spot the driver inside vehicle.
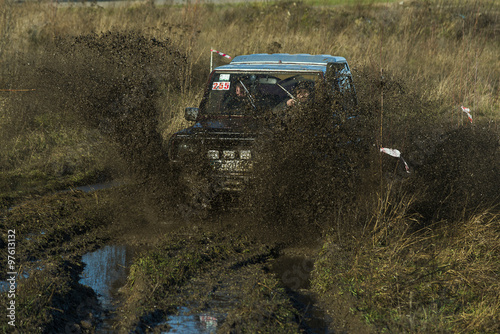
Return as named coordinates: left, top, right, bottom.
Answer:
left=273, top=81, right=314, bottom=111
left=266, top=81, right=315, bottom=130
left=222, top=82, right=252, bottom=112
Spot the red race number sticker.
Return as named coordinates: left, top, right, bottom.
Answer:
left=212, top=82, right=231, bottom=90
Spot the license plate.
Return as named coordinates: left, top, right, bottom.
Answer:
left=215, top=160, right=252, bottom=172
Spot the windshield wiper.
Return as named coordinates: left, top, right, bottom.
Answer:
left=277, top=83, right=295, bottom=101
left=239, top=80, right=256, bottom=109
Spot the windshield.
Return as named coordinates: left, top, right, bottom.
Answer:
left=199, top=71, right=322, bottom=116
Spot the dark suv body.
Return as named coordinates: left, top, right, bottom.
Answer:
left=167, top=54, right=356, bottom=207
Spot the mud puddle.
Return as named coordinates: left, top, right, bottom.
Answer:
left=68, top=180, right=126, bottom=194
left=162, top=307, right=219, bottom=333
left=74, top=203, right=330, bottom=333
left=79, top=244, right=138, bottom=332
left=162, top=249, right=329, bottom=333
left=77, top=238, right=229, bottom=333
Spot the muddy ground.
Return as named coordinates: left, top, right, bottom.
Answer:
left=1, top=30, right=499, bottom=333
left=0, top=178, right=343, bottom=333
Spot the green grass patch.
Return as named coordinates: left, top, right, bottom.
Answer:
left=121, top=232, right=301, bottom=332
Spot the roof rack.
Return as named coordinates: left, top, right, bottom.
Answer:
left=230, top=54, right=347, bottom=65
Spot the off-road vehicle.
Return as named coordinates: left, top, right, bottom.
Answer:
left=167, top=53, right=356, bottom=213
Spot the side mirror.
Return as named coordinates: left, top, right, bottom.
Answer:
left=184, top=107, right=199, bottom=122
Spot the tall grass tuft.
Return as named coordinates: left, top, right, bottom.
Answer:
left=312, top=187, right=500, bottom=332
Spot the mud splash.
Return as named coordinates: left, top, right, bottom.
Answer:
left=7, top=31, right=187, bottom=185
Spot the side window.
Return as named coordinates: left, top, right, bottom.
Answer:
left=326, top=63, right=357, bottom=109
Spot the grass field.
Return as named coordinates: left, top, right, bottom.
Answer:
left=0, top=0, right=499, bottom=332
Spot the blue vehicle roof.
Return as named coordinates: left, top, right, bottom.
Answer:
left=215, top=53, right=349, bottom=74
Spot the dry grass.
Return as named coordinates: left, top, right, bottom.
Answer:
left=2, top=0, right=499, bottom=120
left=0, top=0, right=499, bottom=331
left=312, top=184, right=500, bottom=332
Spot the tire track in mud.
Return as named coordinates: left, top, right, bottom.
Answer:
left=38, top=175, right=329, bottom=333
left=103, top=207, right=330, bottom=333
left=8, top=180, right=325, bottom=333
left=0, top=186, right=329, bottom=333
left=0, top=190, right=115, bottom=332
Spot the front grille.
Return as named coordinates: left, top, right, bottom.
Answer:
left=203, top=135, right=256, bottom=191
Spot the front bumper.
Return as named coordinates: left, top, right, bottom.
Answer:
left=210, top=159, right=253, bottom=192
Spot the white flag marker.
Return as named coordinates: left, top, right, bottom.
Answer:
left=380, top=147, right=401, bottom=158
left=380, top=147, right=410, bottom=173
left=211, top=49, right=232, bottom=59
left=461, top=106, right=473, bottom=123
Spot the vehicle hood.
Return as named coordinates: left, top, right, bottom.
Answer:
left=175, top=115, right=264, bottom=137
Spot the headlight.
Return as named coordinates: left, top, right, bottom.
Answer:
left=240, top=150, right=251, bottom=160
left=223, top=150, right=236, bottom=160
left=177, top=141, right=196, bottom=155
left=178, top=142, right=193, bottom=151
left=168, top=137, right=198, bottom=161
left=207, top=150, right=219, bottom=160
